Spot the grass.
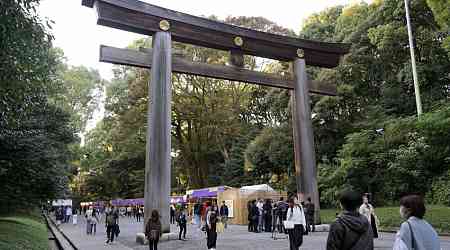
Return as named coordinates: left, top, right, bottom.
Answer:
left=320, top=205, right=450, bottom=234
left=0, top=213, right=49, bottom=250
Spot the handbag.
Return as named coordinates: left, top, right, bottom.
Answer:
left=114, top=224, right=120, bottom=237
left=283, top=220, right=295, bottom=229
left=216, top=221, right=224, bottom=233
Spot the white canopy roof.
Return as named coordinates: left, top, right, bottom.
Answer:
left=239, top=184, right=275, bottom=193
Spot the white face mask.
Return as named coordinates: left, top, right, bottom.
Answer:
left=400, top=206, right=409, bottom=219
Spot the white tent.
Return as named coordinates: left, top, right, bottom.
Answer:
left=239, top=184, right=275, bottom=193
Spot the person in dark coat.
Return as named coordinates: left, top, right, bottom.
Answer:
left=251, top=200, right=259, bottom=233
left=305, top=197, right=315, bottom=232
left=277, top=197, right=288, bottom=233
left=206, top=203, right=218, bottom=250
left=219, top=201, right=229, bottom=229
left=145, top=210, right=162, bottom=250
left=177, top=206, right=187, bottom=240
left=263, top=199, right=272, bottom=232
left=326, top=190, right=374, bottom=250
left=247, top=201, right=253, bottom=232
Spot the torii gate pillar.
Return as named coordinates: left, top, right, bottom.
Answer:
left=291, top=57, right=320, bottom=223
left=144, top=31, right=172, bottom=233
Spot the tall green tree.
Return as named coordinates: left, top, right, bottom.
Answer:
left=0, top=0, right=78, bottom=212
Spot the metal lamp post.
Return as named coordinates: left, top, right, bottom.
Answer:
left=404, top=0, right=423, bottom=117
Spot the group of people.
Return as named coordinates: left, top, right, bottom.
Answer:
left=125, top=205, right=144, bottom=222
left=53, top=205, right=75, bottom=225
left=72, top=192, right=442, bottom=250
left=327, top=191, right=441, bottom=250
left=243, top=191, right=441, bottom=250
left=147, top=200, right=229, bottom=250
left=82, top=205, right=121, bottom=244
left=247, top=197, right=316, bottom=234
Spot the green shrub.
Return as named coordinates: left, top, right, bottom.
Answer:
left=427, top=170, right=450, bottom=206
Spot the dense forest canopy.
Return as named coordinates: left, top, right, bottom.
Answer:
left=1, top=0, right=449, bottom=212
left=0, top=0, right=104, bottom=212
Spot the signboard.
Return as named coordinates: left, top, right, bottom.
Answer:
left=225, top=200, right=234, bottom=218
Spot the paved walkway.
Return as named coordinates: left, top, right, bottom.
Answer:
left=58, top=215, right=450, bottom=250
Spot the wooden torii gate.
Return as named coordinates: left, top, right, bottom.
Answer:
left=82, top=0, right=350, bottom=233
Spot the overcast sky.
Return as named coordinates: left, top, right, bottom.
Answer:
left=39, top=0, right=371, bottom=80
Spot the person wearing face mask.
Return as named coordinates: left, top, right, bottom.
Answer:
left=393, top=195, right=440, bottom=250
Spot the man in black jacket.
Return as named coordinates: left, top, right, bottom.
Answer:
left=219, top=201, right=229, bottom=229
left=326, top=190, right=374, bottom=250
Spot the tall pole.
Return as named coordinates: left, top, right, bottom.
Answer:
left=144, top=31, right=172, bottom=233
left=404, top=0, right=423, bottom=117
left=291, top=56, right=320, bottom=223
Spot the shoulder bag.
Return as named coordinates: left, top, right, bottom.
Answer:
left=406, top=221, right=416, bottom=250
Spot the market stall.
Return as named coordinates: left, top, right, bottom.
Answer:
left=217, top=184, right=286, bottom=225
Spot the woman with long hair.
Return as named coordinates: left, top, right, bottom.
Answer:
left=145, top=210, right=162, bottom=250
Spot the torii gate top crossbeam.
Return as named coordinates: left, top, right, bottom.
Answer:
left=82, top=0, right=350, bottom=68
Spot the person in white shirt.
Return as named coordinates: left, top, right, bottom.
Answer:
left=286, top=198, right=306, bottom=250
left=256, top=199, right=264, bottom=232
left=65, top=206, right=72, bottom=223
left=85, top=206, right=94, bottom=235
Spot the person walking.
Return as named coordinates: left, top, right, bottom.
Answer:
left=105, top=206, right=119, bottom=244
left=145, top=210, right=162, bottom=250
left=170, top=204, right=176, bottom=225
left=286, top=198, right=306, bottom=250
left=326, top=190, right=373, bottom=250
left=263, top=199, right=272, bottom=232
left=194, top=201, right=202, bottom=228
left=219, top=201, right=229, bottom=229
left=136, top=206, right=142, bottom=222
left=65, top=206, right=72, bottom=223
left=91, top=208, right=99, bottom=235
left=359, top=195, right=379, bottom=238
left=85, top=206, right=94, bottom=235
left=177, top=206, right=188, bottom=240
left=305, top=197, right=315, bottom=233
left=206, top=203, right=218, bottom=250
left=393, top=195, right=440, bottom=250
left=127, top=206, right=132, bottom=218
